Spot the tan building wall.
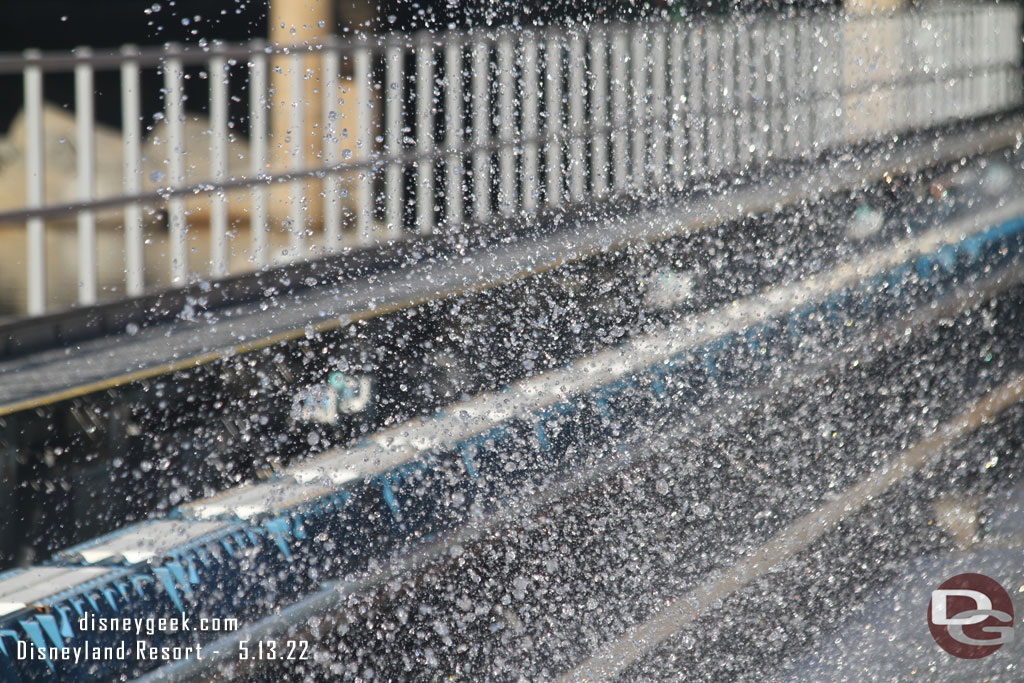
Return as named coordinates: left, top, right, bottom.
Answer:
left=267, top=0, right=334, bottom=237
left=841, top=0, right=907, bottom=142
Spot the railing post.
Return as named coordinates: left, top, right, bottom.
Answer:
left=164, top=47, right=187, bottom=284
left=472, top=38, right=491, bottom=222
left=249, top=43, right=269, bottom=268
left=687, top=24, right=705, bottom=177
left=444, top=39, right=465, bottom=227
left=590, top=27, right=608, bottom=198
left=75, top=47, right=97, bottom=305
left=669, top=26, right=685, bottom=184
left=121, top=45, right=144, bottom=296
left=416, top=36, right=435, bottom=234
left=353, top=45, right=372, bottom=245
left=747, top=22, right=766, bottom=164
left=953, top=8, right=966, bottom=123
left=734, top=21, right=752, bottom=170
left=497, top=33, right=516, bottom=216
left=611, top=27, right=628, bottom=192
left=520, top=34, right=539, bottom=214
left=544, top=31, right=562, bottom=208
left=766, top=18, right=783, bottom=159
left=321, top=46, right=341, bottom=251
left=781, top=21, right=799, bottom=156
left=385, top=44, right=404, bottom=237
left=650, top=28, right=667, bottom=188
left=630, top=26, right=648, bottom=190
left=288, top=51, right=306, bottom=259
left=818, top=15, right=841, bottom=152
left=210, top=50, right=229, bottom=275
left=23, top=51, right=46, bottom=316
left=568, top=31, right=586, bottom=204
left=719, top=22, right=736, bottom=171
left=704, top=21, right=722, bottom=173
left=796, top=17, right=813, bottom=156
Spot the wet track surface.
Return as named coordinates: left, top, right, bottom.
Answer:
left=8, top=175, right=1024, bottom=681
left=202, top=282, right=1024, bottom=682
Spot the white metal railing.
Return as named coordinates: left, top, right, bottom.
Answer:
left=0, top=4, right=1020, bottom=317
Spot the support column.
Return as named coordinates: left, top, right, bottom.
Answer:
left=268, top=0, right=334, bottom=251
left=841, top=0, right=908, bottom=143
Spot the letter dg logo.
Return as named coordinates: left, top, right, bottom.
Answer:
left=928, top=573, right=1014, bottom=659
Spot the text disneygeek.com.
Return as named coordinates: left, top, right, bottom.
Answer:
left=14, top=611, right=307, bottom=664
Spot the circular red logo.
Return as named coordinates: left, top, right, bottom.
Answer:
left=928, top=573, right=1014, bottom=659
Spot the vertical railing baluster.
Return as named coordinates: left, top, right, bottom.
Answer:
left=611, top=28, right=628, bottom=192
left=544, top=32, right=563, bottom=208
left=630, top=26, right=647, bottom=190
left=988, top=9, right=999, bottom=109
left=164, top=50, right=187, bottom=284
left=955, top=11, right=967, bottom=117
left=823, top=15, right=841, bottom=150
left=687, top=25, right=705, bottom=178
left=75, top=47, right=97, bottom=304
left=568, top=31, right=585, bottom=203
left=521, top=33, right=540, bottom=212
left=925, top=14, right=933, bottom=126
left=798, top=19, right=813, bottom=155
left=650, top=29, right=666, bottom=188
left=734, top=22, right=751, bottom=170
left=321, top=47, right=341, bottom=251
left=973, top=11, right=982, bottom=112
left=973, top=11, right=983, bottom=113
left=954, top=9, right=965, bottom=121
left=914, top=13, right=925, bottom=127
left=542, top=32, right=562, bottom=209
left=416, top=36, right=435, bottom=234
left=939, top=12, right=951, bottom=125
left=590, top=27, right=608, bottom=197
left=288, top=51, right=305, bottom=258
left=24, top=51, right=45, bottom=315
left=498, top=33, right=516, bottom=216
left=782, top=22, right=799, bottom=156
left=983, top=10, right=994, bottom=113
left=1004, top=8, right=1017, bottom=108
left=669, top=27, right=684, bottom=185
left=811, top=17, right=827, bottom=149
left=767, top=19, right=783, bottom=157
left=210, top=52, right=229, bottom=275
left=749, top=22, right=767, bottom=164
left=916, top=14, right=926, bottom=131
left=385, top=44, right=404, bottom=236
left=445, top=39, right=464, bottom=226
left=720, top=24, right=735, bottom=170
left=249, top=44, right=269, bottom=268
left=1005, top=6, right=1015, bottom=106
left=121, top=46, right=144, bottom=295
left=704, top=22, right=721, bottom=173
left=353, top=46, right=372, bottom=245
left=472, top=38, right=491, bottom=222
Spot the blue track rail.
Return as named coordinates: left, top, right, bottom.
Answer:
left=2, top=203, right=1024, bottom=681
